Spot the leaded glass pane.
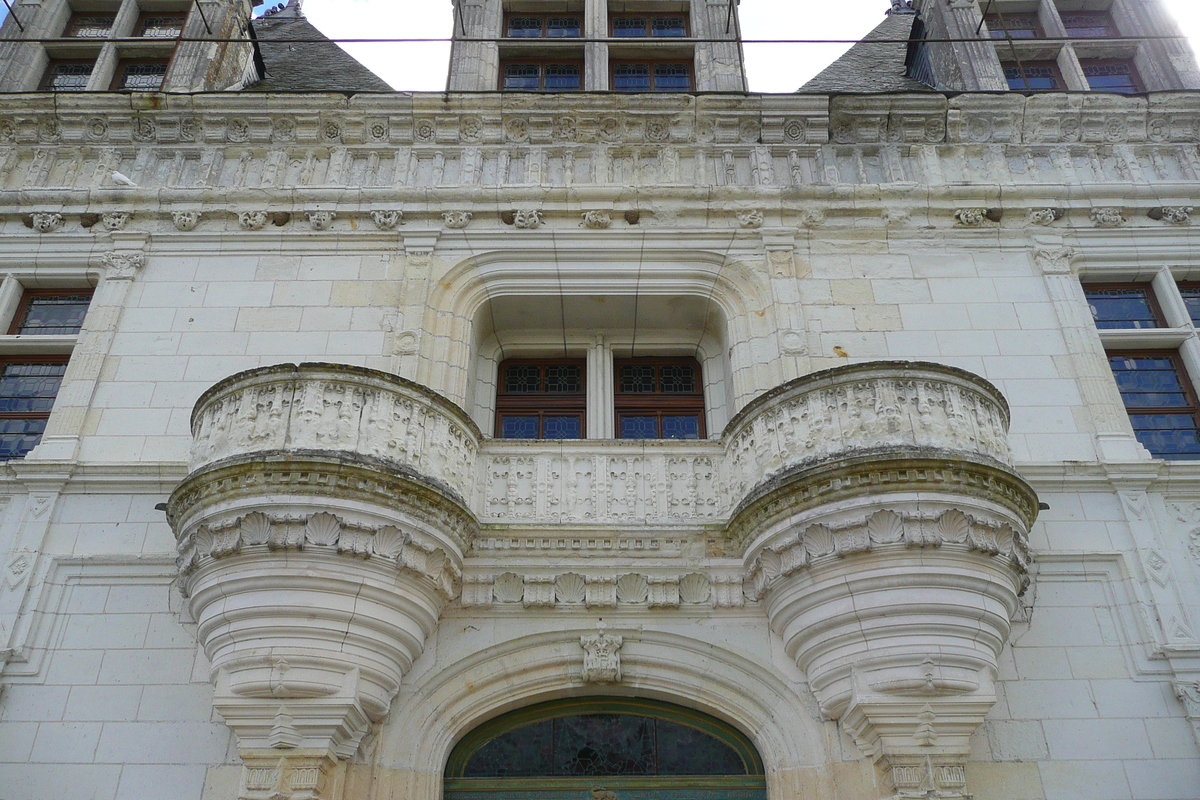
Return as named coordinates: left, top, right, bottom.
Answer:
left=655, top=720, right=744, bottom=775
left=545, top=64, right=581, bottom=91
left=67, top=15, right=115, bottom=37
left=1109, top=356, right=1190, bottom=408
left=0, top=363, right=66, bottom=414
left=463, top=719, right=554, bottom=777
left=985, top=14, right=1038, bottom=38
left=505, top=365, right=541, bottom=393
left=140, top=16, right=185, bottom=38
left=543, top=416, right=581, bottom=439
left=554, top=714, right=656, bottom=776
left=547, top=17, right=580, bottom=37
left=17, top=294, right=91, bottom=335
left=0, top=418, right=47, bottom=459
left=662, top=415, right=700, bottom=440
left=500, top=415, right=539, bottom=439
left=1063, top=12, right=1115, bottom=38
left=652, top=17, right=686, bottom=36
left=621, top=416, right=658, bottom=439
left=620, top=365, right=655, bottom=392
left=614, top=64, right=651, bottom=91
left=1130, top=413, right=1200, bottom=459
left=508, top=17, right=543, bottom=37
left=48, top=63, right=93, bottom=91
left=1082, top=61, right=1137, bottom=93
left=119, top=62, right=167, bottom=90
left=1182, top=287, right=1200, bottom=326
left=504, top=64, right=541, bottom=90
left=660, top=365, right=695, bottom=393
left=654, top=64, right=690, bottom=91
left=545, top=365, right=582, bottom=393
left=1004, top=64, right=1058, bottom=91
left=613, top=17, right=647, bottom=37
left=1085, top=287, right=1158, bottom=329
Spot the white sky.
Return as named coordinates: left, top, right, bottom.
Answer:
left=293, top=0, right=1200, bottom=92
left=0, top=0, right=1196, bottom=91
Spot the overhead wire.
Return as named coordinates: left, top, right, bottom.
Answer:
left=9, top=34, right=1195, bottom=45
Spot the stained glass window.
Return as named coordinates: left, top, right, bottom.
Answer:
left=613, top=17, right=648, bottom=36
left=615, top=358, right=705, bottom=439
left=66, top=15, right=115, bottom=38
left=115, top=62, right=168, bottom=91
left=502, top=62, right=583, bottom=91
left=11, top=292, right=92, bottom=335
left=1084, top=285, right=1162, bottom=329
left=613, top=63, right=692, bottom=91
left=1108, top=353, right=1200, bottom=459
left=0, top=361, right=69, bottom=458
left=496, top=359, right=586, bottom=439
left=984, top=14, right=1039, bottom=38
left=43, top=62, right=93, bottom=91
left=1062, top=12, right=1116, bottom=38
left=1179, top=284, right=1200, bottom=326
left=651, top=17, right=687, bottom=37
left=1081, top=60, right=1139, bottom=94
left=1003, top=62, right=1062, bottom=91
left=139, top=15, right=187, bottom=38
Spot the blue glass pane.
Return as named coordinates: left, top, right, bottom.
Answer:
left=0, top=363, right=66, bottom=414
left=621, top=416, right=658, bottom=439
left=1130, top=414, right=1200, bottom=459
left=547, top=17, right=580, bottom=37
left=1086, top=288, right=1158, bottom=329
left=1063, top=13, right=1114, bottom=38
left=1109, top=356, right=1189, bottom=408
left=662, top=415, right=700, bottom=440
left=507, top=17, right=542, bottom=37
left=554, top=714, right=656, bottom=775
left=1004, top=65, right=1059, bottom=90
left=652, top=17, right=686, bottom=36
left=543, top=416, right=581, bottom=439
left=17, top=294, right=91, bottom=335
left=501, top=416, right=539, bottom=438
left=545, top=65, right=581, bottom=91
left=504, top=65, right=541, bottom=90
left=613, top=17, right=647, bottom=37
left=0, top=418, right=46, bottom=459
left=1181, top=288, right=1200, bottom=326
left=614, top=65, right=651, bottom=91
left=654, top=64, right=690, bottom=91
left=1083, top=62, right=1136, bottom=93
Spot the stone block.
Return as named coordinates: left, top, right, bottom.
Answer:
left=1043, top=718, right=1154, bottom=761
left=115, top=764, right=208, bottom=800
left=965, top=762, right=1044, bottom=800
left=29, top=721, right=104, bottom=763
left=986, top=719, right=1051, bottom=761
left=1039, top=760, right=1132, bottom=800
left=64, top=686, right=144, bottom=722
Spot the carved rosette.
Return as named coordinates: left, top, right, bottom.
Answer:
left=730, top=361, right=1037, bottom=800
left=170, top=363, right=481, bottom=790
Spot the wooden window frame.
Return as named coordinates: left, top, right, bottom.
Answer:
left=610, top=60, right=694, bottom=91
left=499, top=59, right=585, bottom=91
left=8, top=289, right=95, bottom=336
left=1082, top=282, right=1166, bottom=329
left=614, top=356, right=706, bottom=439
left=983, top=13, right=1041, bottom=39
left=1078, top=58, right=1142, bottom=94
left=609, top=14, right=690, bottom=38
left=64, top=13, right=117, bottom=38
left=495, top=358, right=587, bottom=439
left=1060, top=10, right=1118, bottom=39
left=0, top=355, right=71, bottom=460
left=502, top=13, right=582, bottom=39
left=1106, top=349, right=1200, bottom=459
left=40, top=59, right=96, bottom=91
left=1000, top=60, right=1066, bottom=92
left=135, top=11, right=189, bottom=39
left=109, top=57, right=171, bottom=91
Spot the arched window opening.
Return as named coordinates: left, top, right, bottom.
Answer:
left=445, top=698, right=766, bottom=800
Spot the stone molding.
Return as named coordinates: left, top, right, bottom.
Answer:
left=461, top=570, right=733, bottom=609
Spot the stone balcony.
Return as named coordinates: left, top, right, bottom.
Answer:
left=170, top=360, right=1036, bottom=800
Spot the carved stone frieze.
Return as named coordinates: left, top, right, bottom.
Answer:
left=580, top=625, right=624, bottom=683
left=737, top=209, right=765, bottom=229
left=461, top=570, right=718, bottom=609
left=306, top=211, right=336, bottom=231
left=99, top=251, right=145, bottom=279
left=512, top=209, right=543, bottom=229
left=171, top=211, right=201, bottom=231
left=1026, top=208, right=1063, bottom=226
left=952, top=208, right=989, bottom=227
left=581, top=210, right=612, bottom=229
left=29, top=212, right=64, bottom=233
left=370, top=210, right=403, bottom=230
left=100, top=211, right=131, bottom=231
left=1149, top=206, right=1193, bottom=225
left=443, top=211, right=472, bottom=229
left=1034, top=246, right=1076, bottom=275
left=238, top=210, right=268, bottom=231
left=1090, top=207, right=1127, bottom=228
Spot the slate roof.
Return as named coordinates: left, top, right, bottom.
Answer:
left=797, top=12, right=932, bottom=94
left=249, top=10, right=392, bottom=93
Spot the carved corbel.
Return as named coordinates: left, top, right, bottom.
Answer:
left=99, top=251, right=145, bottom=279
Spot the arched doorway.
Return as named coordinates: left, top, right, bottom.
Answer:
left=444, top=698, right=768, bottom=800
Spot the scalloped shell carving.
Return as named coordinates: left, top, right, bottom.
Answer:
left=194, top=526, right=214, bottom=558
left=805, top=525, right=834, bottom=558
left=995, top=525, right=1016, bottom=556
left=305, top=512, right=341, bottom=547
left=556, top=572, right=586, bottom=604
left=424, top=548, right=447, bottom=579
left=494, top=572, right=524, bottom=603
left=679, top=573, right=711, bottom=604
left=938, top=510, right=971, bottom=544
left=867, top=510, right=904, bottom=544
left=373, top=526, right=407, bottom=559
left=759, top=548, right=783, bottom=579
left=616, top=573, right=648, bottom=604
left=240, top=512, right=272, bottom=546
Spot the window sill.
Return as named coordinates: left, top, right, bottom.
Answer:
left=0, top=335, right=79, bottom=354
left=1097, top=327, right=1192, bottom=349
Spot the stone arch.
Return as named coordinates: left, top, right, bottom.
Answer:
left=374, top=628, right=833, bottom=800
left=416, top=244, right=787, bottom=418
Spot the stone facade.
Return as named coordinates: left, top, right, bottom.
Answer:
left=0, top=1, right=1199, bottom=799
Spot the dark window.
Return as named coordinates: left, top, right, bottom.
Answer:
left=1107, top=352, right=1200, bottom=459
left=111, top=60, right=168, bottom=91
left=611, top=16, right=687, bottom=37
left=612, top=62, right=693, bottom=91
left=138, top=13, right=187, bottom=38
left=505, top=15, right=581, bottom=38
left=1178, top=283, right=1200, bottom=326
left=1080, top=59, right=1140, bottom=94
left=65, top=14, right=116, bottom=38
left=501, top=62, right=582, bottom=90
left=1002, top=60, right=1064, bottom=91
left=1084, top=284, right=1164, bottom=330
left=615, top=357, right=705, bottom=439
left=1062, top=11, right=1116, bottom=38
left=41, top=61, right=94, bottom=91
left=984, top=14, right=1040, bottom=38
left=0, top=358, right=69, bottom=459
left=495, top=359, right=585, bottom=439
left=9, top=291, right=92, bottom=336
